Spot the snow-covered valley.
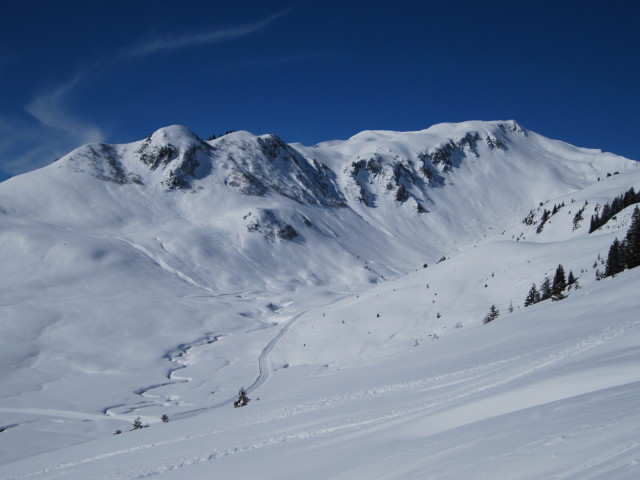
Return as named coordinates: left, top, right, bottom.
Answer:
left=1, top=120, right=639, bottom=478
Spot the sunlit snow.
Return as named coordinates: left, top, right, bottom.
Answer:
left=0, top=120, right=639, bottom=479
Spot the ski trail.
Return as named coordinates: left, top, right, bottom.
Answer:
left=0, top=407, right=126, bottom=423
left=246, top=309, right=309, bottom=394
left=169, top=312, right=312, bottom=416
left=247, top=291, right=355, bottom=395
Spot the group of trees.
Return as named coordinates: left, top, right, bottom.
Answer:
left=551, top=201, right=566, bottom=215
left=589, top=187, right=640, bottom=233
left=208, top=130, right=237, bottom=141
left=572, top=204, right=586, bottom=230
left=600, top=206, right=640, bottom=278
left=483, top=302, right=515, bottom=325
left=114, top=414, right=169, bottom=435
left=483, top=305, right=500, bottom=324
left=524, top=264, right=577, bottom=307
left=533, top=202, right=565, bottom=234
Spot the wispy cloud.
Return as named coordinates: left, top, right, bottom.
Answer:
left=1, top=7, right=293, bottom=179
left=0, top=73, right=106, bottom=179
left=122, top=8, right=291, bottom=59
left=25, top=72, right=105, bottom=146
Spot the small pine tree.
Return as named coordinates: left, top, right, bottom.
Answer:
left=161, top=414, right=169, bottom=423
left=572, top=207, right=585, bottom=230
left=605, top=238, right=625, bottom=277
left=483, top=305, right=500, bottom=324
left=595, top=268, right=603, bottom=280
left=508, top=301, right=514, bottom=313
left=552, top=264, right=567, bottom=296
left=132, top=416, right=146, bottom=430
left=624, top=206, right=640, bottom=269
left=536, top=209, right=551, bottom=234
left=567, top=270, right=577, bottom=286
left=539, top=276, right=552, bottom=301
left=233, top=387, right=250, bottom=408
left=524, top=283, right=541, bottom=306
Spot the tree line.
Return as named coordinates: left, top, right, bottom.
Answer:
left=524, top=264, right=578, bottom=307
left=598, top=206, right=640, bottom=278
left=589, top=187, right=640, bottom=233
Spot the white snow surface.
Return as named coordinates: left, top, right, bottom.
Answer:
left=1, top=120, right=640, bottom=478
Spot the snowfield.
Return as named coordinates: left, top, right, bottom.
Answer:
left=0, top=120, right=639, bottom=478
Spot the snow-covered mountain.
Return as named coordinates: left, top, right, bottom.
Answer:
left=1, top=120, right=639, bottom=479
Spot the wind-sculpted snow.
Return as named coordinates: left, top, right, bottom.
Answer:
left=0, top=120, right=639, bottom=477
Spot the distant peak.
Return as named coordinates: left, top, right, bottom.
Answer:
left=147, top=125, right=203, bottom=144
left=209, top=130, right=259, bottom=143
left=496, top=120, right=525, bottom=135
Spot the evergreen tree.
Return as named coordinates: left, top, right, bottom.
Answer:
left=539, top=276, right=552, bottom=300
left=567, top=270, right=577, bottom=286
left=552, top=264, right=567, bottom=296
left=483, top=305, right=500, bottom=324
left=536, top=209, right=551, bottom=234
left=524, top=283, right=541, bottom=306
left=595, top=268, right=603, bottom=280
left=132, top=416, right=146, bottom=430
left=624, top=206, right=640, bottom=269
left=604, top=238, right=625, bottom=277
left=233, top=387, right=250, bottom=408
left=623, top=187, right=636, bottom=207
left=601, top=203, right=612, bottom=225
left=572, top=207, right=585, bottom=230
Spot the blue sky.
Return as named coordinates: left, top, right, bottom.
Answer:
left=1, top=0, right=638, bottom=180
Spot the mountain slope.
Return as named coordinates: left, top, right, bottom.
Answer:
left=0, top=120, right=638, bottom=473
left=2, top=256, right=640, bottom=479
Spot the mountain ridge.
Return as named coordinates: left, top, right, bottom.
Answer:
left=1, top=120, right=639, bottom=472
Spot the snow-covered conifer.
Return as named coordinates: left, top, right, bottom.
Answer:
left=524, top=283, right=540, bottom=306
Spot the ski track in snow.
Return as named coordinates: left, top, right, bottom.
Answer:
left=105, top=305, right=311, bottom=420
left=246, top=309, right=309, bottom=394
left=0, top=408, right=120, bottom=423
left=11, top=317, right=639, bottom=480
left=168, top=294, right=351, bottom=414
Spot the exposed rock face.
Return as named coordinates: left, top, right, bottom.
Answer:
left=243, top=209, right=300, bottom=242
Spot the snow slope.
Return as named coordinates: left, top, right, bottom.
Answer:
left=2, top=266, right=640, bottom=479
left=0, top=120, right=639, bottom=477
